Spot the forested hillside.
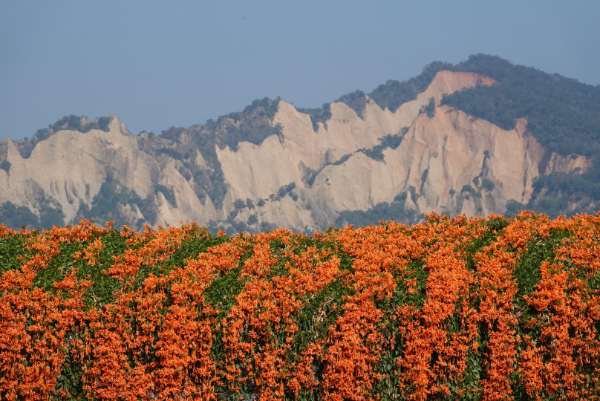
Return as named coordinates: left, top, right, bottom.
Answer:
left=444, top=55, right=600, bottom=218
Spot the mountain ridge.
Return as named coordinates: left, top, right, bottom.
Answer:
left=1, top=54, right=598, bottom=233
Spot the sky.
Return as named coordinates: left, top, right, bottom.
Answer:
left=1, top=1, right=599, bottom=141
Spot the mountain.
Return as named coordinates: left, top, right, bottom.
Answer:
left=1, top=54, right=598, bottom=233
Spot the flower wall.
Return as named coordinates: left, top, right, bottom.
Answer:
left=1, top=212, right=600, bottom=400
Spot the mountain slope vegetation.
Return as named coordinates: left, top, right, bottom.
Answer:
left=443, top=54, right=600, bottom=217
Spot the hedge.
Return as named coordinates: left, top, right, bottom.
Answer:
left=1, top=212, right=600, bottom=400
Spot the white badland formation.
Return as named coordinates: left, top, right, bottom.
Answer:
left=0, top=71, right=588, bottom=231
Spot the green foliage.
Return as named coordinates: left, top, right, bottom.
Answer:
left=361, top=134, right=403, bottom=161
left=464, top=217, right=509, bottom=272
left=461, top=184, right=475, bottom=194
left=331, top=153, right=352, bottom=166
left=480, top=178, right=495, bottom=191
left=243, top=97, right=281, bottom=119
left=28, top=229, right=129, bottom=307
left=408, top=186, right=419, bottom=204
left=337, top=90, right=368, bottom=117
left=375, top=258, right=429, bottom=398
left=155, top=184, right=176, bottom=206
left=419, top=97, right=436, bottom=118
left=368, top=61, right=453, bottom=112
left=0, top=202, right=39, bottom=229
left=247, top=214, right=258, bottom=225
left=223, top=123, right=283, bottom=152
left=298, top=103, right=332, bottom=131
left=533, top=172, right=600, bottom=200
left=204, top=267, right=245, bottom=318
left=16, top=115, right=114, bottom=159
left=271, top=182, right=296, bottom=201
left=525, top=194, right=586, bottom=219
left=0, top=160, right=10, bottom=173
left=505, top=200, right=527, bottom=216
left=158, top=98, right=283, bottom=209
left=0, top=201, right=63, bottom=230
left=304, top=153, right=355, bottom=188
left=157, top=147, right=184, bottom=160
left=512, top=229, right=572, bottom=318
left=226, top=199, right=249, bottom=223
left=233, top=199, right=246, bottom=210
left=201, top=168, right=228, bottom=210
left=295, top=278, right=353, bottom=342
left=444, top=54, right=600, bottom=157
left=133, top=230, right=229, bottom=291
left=391, top=259, right=429, bottom=309
left=505, top=172, right=600, bottom=218
left=33, top=242, right=82, bottom=293
left=335, top=191, right=422, bottom=227
left=77, top=175, right=157, bottom=229
left=461, top=185, right=481, bottom=198
left=168, top=232, right=229, bottom=273
left=98, top=116, right=110, bottom=131
left=0, top=233, right=28, bottom=276
left=77, top=230, right=128, bottom=307
left=213, top=97, right=283, bottom=152
left=35, top=115, right=112, bottom=141
left=39, top=203, right=65, bottom=228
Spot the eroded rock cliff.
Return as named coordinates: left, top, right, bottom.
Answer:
left=0, top=69, right=589, bottom=232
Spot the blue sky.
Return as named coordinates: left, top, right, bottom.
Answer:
left=1, top=1, right=599, bottom=140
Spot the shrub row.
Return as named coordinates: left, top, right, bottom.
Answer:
left=1, top=212, right=600, bottom=399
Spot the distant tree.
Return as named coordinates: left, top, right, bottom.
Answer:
left=481, top=178, right=495, bottom=191
left=247, top=214, right=258, bottom=225
left=0, top=160, right=10, bottom=173
left=335, top=191, right=422, bottom=228
left=362, top=134, right=403, bottom=161
left=98, top=116, right=111, bottom=131
left=0, top=202, right=39, bottom=229
left=420, top=98, right=435, bottom=118
left=39, top=204, right=65, bottom=228
left=505, top=199, right=527, bottom=216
